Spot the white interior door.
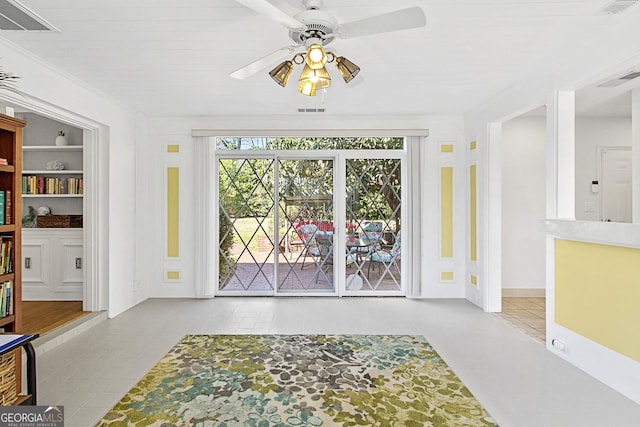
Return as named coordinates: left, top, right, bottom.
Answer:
left=600, top=147, right=632, bottom=223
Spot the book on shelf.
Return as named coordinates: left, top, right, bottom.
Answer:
left=4, top=190, right=10, bottom=225
left=0, top=158, right=7, bottom=166
left=0, top=281, right=11, bottom=318
left=0, top=281, right=12, bottom=318
left=0, top=236, right=13, bottom=275
left=22, top=175, right=83, bottom=195
left=0, top=191, right=4, bottom=225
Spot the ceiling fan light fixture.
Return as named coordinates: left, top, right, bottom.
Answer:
left=305, top=44, right=327, bottom=69
left=298, top=80, right=317, bottom=96
left=299, top=64, right=331, bottom=89
left=335, top=56, right=360, bottom=83
left=269, top=60, right=294, bottom=87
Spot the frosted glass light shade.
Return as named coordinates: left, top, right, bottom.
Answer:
left=269, top=60, right=294, bottom=87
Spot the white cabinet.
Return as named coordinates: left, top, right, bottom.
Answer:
left=22, top=229, right=83, bottom=300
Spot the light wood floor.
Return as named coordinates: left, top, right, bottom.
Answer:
left=22, top=301, right=90, bottom=335
left=496, top=297, right=546, bottom=343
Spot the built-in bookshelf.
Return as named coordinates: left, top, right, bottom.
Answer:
left=18, top=114, right=84, bottom=304
left=22, top=146, right=83, bottom=198
left=20, top=116, right=84, bottom=220
left=0, top=113, right=24, bottom=333
left=0, top=113, right=26, bottom=402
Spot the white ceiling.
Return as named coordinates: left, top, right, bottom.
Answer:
left=1, top=0, right=640, bottom=117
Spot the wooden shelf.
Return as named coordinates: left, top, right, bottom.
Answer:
left=0, top=165, right=15, bottom=173
left=0, top=225, right=16, bottom=233
left=22, top=194, right=83, bottom=198
left=13, top=394, right=33, bottom=406
left=0, top=315, right=15, bottom=328
left=23, top=145, right=82, bottom=151
left=0, top=273, right=14, bottom=282
left=23, top=170, right=83, bottom=175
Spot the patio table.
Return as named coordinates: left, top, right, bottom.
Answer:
left=346, top=237, right=373, bottom=262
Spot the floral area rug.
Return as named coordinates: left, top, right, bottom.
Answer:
left=97, top=335, right=498, bottom=427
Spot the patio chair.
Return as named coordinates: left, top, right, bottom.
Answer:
left=352, top=221, right=383, bottom=258
left=314, top=234, right=357, bottom=283
left=297, top=223, right=319, bottom=270
left=366, top=233, right=401, bottom=279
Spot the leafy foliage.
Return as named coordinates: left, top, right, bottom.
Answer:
left=218, top=209, right=235, bottom=283
left=218, top=137, right=402, bottom=223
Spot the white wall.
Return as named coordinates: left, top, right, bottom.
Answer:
left=142, top=115, right=466, bottom=299
left=498, top=115, right=629, bottom=290
left=501, top=116, right=546, bottom=290
left=575, top=117, right=631, bottom=221
left=0, top=39, right=145, bottom=318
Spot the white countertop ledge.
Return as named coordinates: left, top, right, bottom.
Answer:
left=545, top=219, right=640, bottom=249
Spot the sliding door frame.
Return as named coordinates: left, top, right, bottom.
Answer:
left=193, top=131, right=426, bottom=298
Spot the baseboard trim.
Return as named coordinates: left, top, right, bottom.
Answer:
left=503, top=288, right=545, bottom=297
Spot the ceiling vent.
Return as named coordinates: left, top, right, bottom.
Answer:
left=297, top=108, right=326, bottom=113
left=597, top=71, right=640, bottom=87
left=0, top=0, right=57, bottom=31
left=597, top=0, right=639, bottom=14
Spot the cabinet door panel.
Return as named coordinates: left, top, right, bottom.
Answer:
left=56, top=238, right=83, bottom=293
left=22, top=239, right=50, bottom=294
left=22, top=230, right=83, bottom=300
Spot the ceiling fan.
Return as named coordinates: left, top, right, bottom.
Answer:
left=230, top=0, right=426, bottom=95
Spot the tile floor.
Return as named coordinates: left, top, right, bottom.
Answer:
left=33, top=297, right=640, bottom=427
left=496, top=297, right=546, bottom=343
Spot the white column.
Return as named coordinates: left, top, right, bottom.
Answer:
left=485, top=122, right=502, bottom=312
left=632, top=88, right=640, bottom=223
left=547, top=91, right=576, bottom=219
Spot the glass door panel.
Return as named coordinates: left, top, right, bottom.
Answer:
left=277, top=159, right=335, bottom=292
left=218, top=158, right=276, bottom=292
left=345, top=158, right=402, bottom=292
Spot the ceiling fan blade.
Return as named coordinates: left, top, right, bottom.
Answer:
left=337, top=7, right=426, bottom=39
left=234, top=0, right=305, bottom=30
left=230, top=45, right=298, bottom=80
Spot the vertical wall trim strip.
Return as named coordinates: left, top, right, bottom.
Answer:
left=167, top=167, right=180, bottom=258
left=441, top=167, right=453, bottom=258
left=194, top=137, right=213, bottom=297
left=470, top=164, right=477, bottom=261
left=407, top=136, right=423, bottom=297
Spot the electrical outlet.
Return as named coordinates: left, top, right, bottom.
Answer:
left=551, top=338, right=567, bottom=352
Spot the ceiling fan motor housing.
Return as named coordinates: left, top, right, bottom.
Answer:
left=290, top=8, right=338, bottom=46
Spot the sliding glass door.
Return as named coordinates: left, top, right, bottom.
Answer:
left=344, top=157, right=402, bottom=293
left=215, top=137, right=405, bottom=297
left=277, top=158, right=334, bottom=293
left=217, top=156, right=336, bottom=295
left=218, top=157, right=276, bottom=293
